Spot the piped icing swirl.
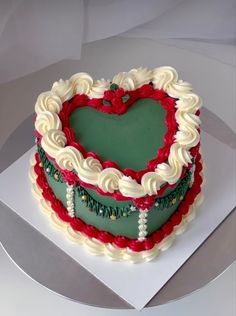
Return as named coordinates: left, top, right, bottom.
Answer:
left=41, top=129, right=67, bottom=158
left=141, top=172, right=163, bottom=196
left=35, top=66, right=202, bottom=198
left=56, top=146, right=83, bottom=171
left=112, top=72, right=136, bottom=91
left=51, top=79, right=73, bottom=102
left=70, top=72, right=93, bottom=95
left=35, top=91, right=62, bottom=114
left=35, top=111, right=62, bottom=136
left=129, top=67, right=153, bottom=88
left=98, top=168, right=123, bottom=193
left=88, top=79, right=110, bottom=99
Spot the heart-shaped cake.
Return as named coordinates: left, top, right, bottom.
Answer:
left=31, top=66, right=203, bottom=262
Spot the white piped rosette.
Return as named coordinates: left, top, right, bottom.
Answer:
left=35, top=67, right=202, bottom=198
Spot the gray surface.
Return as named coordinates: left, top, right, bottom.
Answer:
left=0, top=110, right=235, bottom=309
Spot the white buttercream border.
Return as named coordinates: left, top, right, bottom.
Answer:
left=35, top=66, right=202, bottom=198
left=29, top=154, right=204, bottom=263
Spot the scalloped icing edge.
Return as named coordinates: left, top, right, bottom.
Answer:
left=29, top=154, right=204, bottom=263
left=34, top=66, right=202, bottom=199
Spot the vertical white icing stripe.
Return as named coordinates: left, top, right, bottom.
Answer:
left=66, top=183, right=75, bottom=217
left=138, top=210, right=148, bottom=241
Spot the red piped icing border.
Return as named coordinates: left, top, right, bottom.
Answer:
left=34, top=151, right=203, bottom=252
left=35, top=83, right=200, bottom=205
left=36, top=84, right=182, bottom=183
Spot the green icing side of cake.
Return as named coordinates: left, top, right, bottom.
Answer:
left=70, top=98, right=166, bottom=170
left=45, top=173, right=138, bottom=238
left=45, top=171, right=190, bottom=239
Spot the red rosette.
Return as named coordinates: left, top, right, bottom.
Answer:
left=112, top=97, right=127, bottom=115
left=114, top=88, right=125, bottom=98
left=104, top=90, right=115, bottom=100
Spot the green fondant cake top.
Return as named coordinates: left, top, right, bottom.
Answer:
left=70, top=98, right=166, bottom=170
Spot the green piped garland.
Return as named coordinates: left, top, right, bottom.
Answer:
left=77, top=185, right=132, bottom=219
left=155, top=171, right=191, bottom=210
left=37, top=144, right=64, bottom=183
left=37, top=144, right=191, bottom=220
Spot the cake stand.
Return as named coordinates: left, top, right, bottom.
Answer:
left=0, top=109, right=235, bottom=309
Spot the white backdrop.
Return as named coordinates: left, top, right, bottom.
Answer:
left=0, top=0, right=235, bottom=83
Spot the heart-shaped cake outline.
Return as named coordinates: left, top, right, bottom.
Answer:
left=59, top=85, right=176, bottom=180
left=35, top=66, right=202, bottom=201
